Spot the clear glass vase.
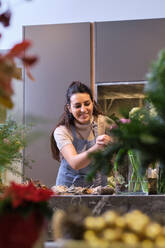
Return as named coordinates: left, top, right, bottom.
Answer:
left=128, top=180, right=148, bottom=195
left=127, top=150, right=148, bottom=195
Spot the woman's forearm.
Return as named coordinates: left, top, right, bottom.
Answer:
left=61, top=134, right=111, bottom=170
left=61, top=143, right=102, bottom=170
left=71, top=144, right=103, bottom=170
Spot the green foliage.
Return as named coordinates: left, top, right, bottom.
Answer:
left=146, top=49, right=165, bottom=121
left=88, top=49, right=165, bottom=188
left=0, top=118, right=30, bottom=177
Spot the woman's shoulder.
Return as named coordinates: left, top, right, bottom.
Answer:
left=55, top=125, right=68, bottom=132
left=54, top=125, right=72, bottom=137
left=54, top=125, right=73, bottom=151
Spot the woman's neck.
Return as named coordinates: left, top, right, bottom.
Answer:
left=74, top=116, right=93, bottom=128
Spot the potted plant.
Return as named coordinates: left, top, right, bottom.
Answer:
left=0, top=181, right=54, bottom=248
left=0, top=0, right=37, bottom=185
left=0, top=4, right=55, bottom=247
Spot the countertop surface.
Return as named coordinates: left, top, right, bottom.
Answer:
left=49, top=194, right=165, bottom=216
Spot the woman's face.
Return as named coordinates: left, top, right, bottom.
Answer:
left=68, top=93, right=93, bottom=124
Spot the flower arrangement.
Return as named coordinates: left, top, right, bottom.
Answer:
left=128, top=106, right=157, bottom=193
left=88, top=49, right=165, bottom=194
left=111, top=117, right=148, bottom=194
left=0, top=181, right=54, bottom=248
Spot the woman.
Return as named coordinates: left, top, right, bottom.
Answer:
left=50, top=81, right=113, bottom=187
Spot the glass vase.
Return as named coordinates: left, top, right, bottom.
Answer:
left=128, top=180, right=148, bottom=195
left=127, top=150, right=148, bottom=195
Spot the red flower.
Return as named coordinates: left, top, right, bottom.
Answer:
left=3, top=182, right=54, bottom=208
left=6, top=40, right=38, bottom=68
left=7, top=40, right=32, bottom=58
left=0, top=40, right=38, bottom=108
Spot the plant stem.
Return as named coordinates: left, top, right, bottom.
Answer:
left=128, top=150, right=146, bottom=192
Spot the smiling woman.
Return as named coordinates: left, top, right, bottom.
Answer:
left=50, top=81, right=114, bottom=188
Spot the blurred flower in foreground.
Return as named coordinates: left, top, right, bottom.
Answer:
left=0, top=0, right=38, bottom=109
left=0, top=40, right=37, bottom=109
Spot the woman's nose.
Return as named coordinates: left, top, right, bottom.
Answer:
left=81, top=104, right=86, bottom=112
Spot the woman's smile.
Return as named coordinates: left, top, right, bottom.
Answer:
left=79, top=113, right=89, bottom=117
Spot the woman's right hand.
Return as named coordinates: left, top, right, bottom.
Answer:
left=94, top=134, right=112, bottom=151
left=96, top=134, right=111, bottom=145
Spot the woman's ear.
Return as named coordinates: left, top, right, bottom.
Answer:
left=67, top=104, right=71, bottom=113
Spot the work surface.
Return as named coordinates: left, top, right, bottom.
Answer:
left=47, top=194, right=165, bottom=244
left=49, top=194, right=165, bottom=216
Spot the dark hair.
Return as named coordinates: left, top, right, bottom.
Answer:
left=50, top=81, right=103, bottom=161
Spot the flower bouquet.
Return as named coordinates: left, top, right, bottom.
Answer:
left=0, top=182, right=54, bottom=248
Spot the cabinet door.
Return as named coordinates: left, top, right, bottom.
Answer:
left=95, top=19, right=165, bottom=83
left=23, top=23, right=91, bottom=187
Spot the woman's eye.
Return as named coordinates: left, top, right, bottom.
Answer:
left=74, top=104, right=81, bottom=108
left=73, top=101, right=90, bottom=108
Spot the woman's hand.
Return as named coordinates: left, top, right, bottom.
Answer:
left=92, top=134, right=112, bottom=151
left=96, top=134, right=111, bottom=146
left=60, top=134, right=112, bottom=170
